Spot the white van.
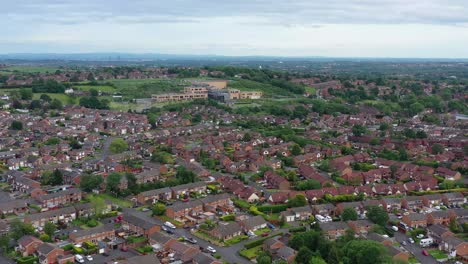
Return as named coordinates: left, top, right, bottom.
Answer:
left=315, top=215, right=326, bottom=223
left=164, top=221, right=176, bottom=229
left=75, top=254, right=85, bottom=263
left=419, top=238, right=433, bottom=247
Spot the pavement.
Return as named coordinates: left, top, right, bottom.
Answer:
left=393, top=231, right=438, bottom=264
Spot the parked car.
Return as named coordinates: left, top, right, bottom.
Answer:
left=422, top=250, right=429, bottom=256
left=391, top=226, right=398, bottom=231
left=261, top=232, right=269, bottom=237
left=417, top=234, right=424, bottom=239
left=408, top=238, right=415, bottom=244
left=164, top=221, right=176, bottom=229
left=206, top=246, right=216, bottom=253
left=267, top=223, right=275, bottom=229
left=86, top=255, right=93, bottom=261
left=185, top=237, right=197, bottom=244
left=401, top=241, right=407, bottom=246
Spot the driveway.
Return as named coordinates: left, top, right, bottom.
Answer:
left=393, top=231, right=438, bottom=264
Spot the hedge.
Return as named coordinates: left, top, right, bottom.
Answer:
left=244, top=232, right=283, bottom=249
left=257, top=204, right=288, bottom=213
left=61, top=244, right=74, bottom=251
left=17, top=256, right=38, bottom=264
left=220, top=214, right=235, bottom=221
left=289, top=226, right=306, bottom=233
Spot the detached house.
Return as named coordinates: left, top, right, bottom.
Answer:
left=17, top=235, right=43, bottom=257
left=166, top=200, right=204, bottom=220
left=239, top=215, right=267, bottom=232
left=208, top=222, right=242, bottom=241
left=321, top=221, right=350, bottom=240
left=264, top=171, right=290, bottom=190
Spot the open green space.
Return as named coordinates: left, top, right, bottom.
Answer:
left=74, top=85, right=116, bottom=92
left=239, top=245, right=262, bottom=259
left=0, top=66, right=64, bottom=73
left=32, top=93, right=78, bottom=105
left=428, top=249, right=448, bottom=260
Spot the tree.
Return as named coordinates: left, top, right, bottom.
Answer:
left=342, top=239, right=391, bottom=264
left=243, top=132, right=252, bottom=142
left=409, top=102, right=424, bottom=116
left=106, top=173, right=122, bottom=194
left=89, top=88, right=99, bottom=97
left=327, top=243, right=340, bottom=264
left=366, top=206, right=389, bottom=226
left=352, top=124, right=367, bottom=137
left=432, top=143, right=444, bottom=154
left=40, top=94, right=52, bottom=102
left=309, top=256, right=327, bottom=264
left=152, top=203, right=166, bottom=216
left=79, top=174, right=104, bottom=192
left=20, top=88, right=33, bottom=100
left=10, top=120, right=23, bottom=130
left=44, top=222, right=56, bottom=237
left=51, top=169, right=63, bottom=185
left=257, top=255, right=271, bottom=264
left=175, top=166, right=197, bottom=184
left=50, top=99, right=63, bottom=110
left=449, top=218, right=459, bottom=233
left=39, top=233, right=51, bottom=242
left=9, top=219, right=35, bottom=240
left=291, top=144, right=302, bottom=156
left=295, top=179, right=321, bottom=191
left=109, top=138, right=128, bottom=154
left=296, top=247, right=314, bottom=264
left=288, top=194, right=307, bottom=207
left=29, top=100, right=42, bottom=110
left=341, top=207, right=358, bottom=221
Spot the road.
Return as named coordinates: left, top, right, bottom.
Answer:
left=99, top=136, right=115, bottom=160
left=393, top=231, right=438, bottom=264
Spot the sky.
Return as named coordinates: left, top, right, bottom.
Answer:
left=2, top=0, right=468, bottom=58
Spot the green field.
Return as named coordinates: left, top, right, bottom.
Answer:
left=32, top=93, right=78, bottom=105
left=74, top=85, right=116, bottom=92
left=104, top=78, right=188, bottom=99
left=0, top=66, right=64, bottom=74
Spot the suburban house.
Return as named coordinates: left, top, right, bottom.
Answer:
left=291, top=206, right=314, bottom=221
left=137, top=187, right=173, bottom=204
left=442, top=192, right=466, bottom=207
left=348, top=220, right=374, bottom=235
left=402, top=213, right=427, bottom=228
left=69, top=224, right=116, bottom=244
left=402, top=196, right=428, bottom=210
left=320, top=221, right=350, bottom=240
left=427, top=224, right=455, bottom=244
left=171, top=182, right=207, bottom=199
left=439, top=236, right=468, bottom=260
left=366, top=232, right=393, bottom=246
left=208, top=222, right=242, bottom=241
left=264, top=171, right=290, bottom=190
left=165, top=200, right=203, bottom=220
left=0, top=199, right=29, bottom=215
left=36, top=243, right=66, bottom=264
left=427, top=210, right=451, bottom=226
left=386, top=245, right=410, bottom=262
left=121, top=212, right=161, bottom=237
left=200, top=193, right=233, bottom=213
left=24, top=206, right=77, bottom=227
left=263, top=237, right=296, bottom=264
left=35, top=188, right=83, bottom=209
left=381, top=198, right=402, bottom=212
left=16, top=235, right=43, bottom=257
left=239, top=215, right=267, bottom=232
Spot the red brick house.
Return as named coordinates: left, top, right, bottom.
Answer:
left=264, top=171, right=290, bottom=190
left=17, top=235, right=43, bottom=257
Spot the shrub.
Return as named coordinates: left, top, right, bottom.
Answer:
left=244, top=233, right=283, bottom=249
left=62, top=244, right=74, bottom=251
left=220, top=214, right=235, bottom=221
left=16, top=256, right=39, bottom=264
left=257, top=204, right=288, bottom=213
left=289, top=226, right=307, bottom=233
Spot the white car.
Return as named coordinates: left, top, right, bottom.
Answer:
left=86, top=255, right=93, bottom=261
left=164, top=221, right=176, bottom=229
left=416, top=234, right=424, bottom=239
left=206, top=246, right=216, bottom=253
left=408, top=238, right=415, bottom=244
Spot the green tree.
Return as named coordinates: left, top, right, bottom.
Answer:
left=44, top=222, right=56, bottom=237
left=341, top=208, right=358, bottom=221
left=243, top=132, right=252, bottom=142
left=79, top=174, right=104, bottom=192
left=10, top=120, right=23, bottom=130
left=106, top=173, right=122, bottom=194
left=352, top=124, right=367, bottom=137
left=291, top=144, right=302, bottom=156
left=409, top=102, right=424, bottom=116
left=39, top=233, right=51, bottom=242
left=257, top=255, right=272, bottom=264
left=109, top=138, right=128, bottom=154
left=366, top=206, right=389, bottom=226
left=288, top=194, right=307, bottom=207
left=89, top=88, right=99, bottom=97
left=40, top=94, right=52, bottom=102
left=20, top=88, right=33, bottom=100
left=175, top=166, right=197, bottom=184
left=295, top=179, right=321, bottom=190
left=51, top=169, right=63, bottom=185
left=432, top=143, right=444, bottom=154
left=296, top=247, right=314, bottom=264
left=50, top=99, right=63, bottom=110
left=9, top=219, right=36, bottom=240
left=29, top=100, right=42, bottom=110
left=342, top=239, right=391, bottom=264
left=152, top=203, right=166, bottom=216
left=327, top=243, right=340, bottom=264
left=309, top=256, right=327, bottom=264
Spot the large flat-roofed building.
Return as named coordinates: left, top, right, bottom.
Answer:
left=184, top=86, right=209, bottom=94
left=240, top=91, right=263, bottom=99
left=208, top=90, right=231, bottom=103
left=199, top=80, right=228, bottom=89
left=152, top=92, right=208, bottom=102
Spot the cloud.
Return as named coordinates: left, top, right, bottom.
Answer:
left=3, top=0, right=468, bottom=26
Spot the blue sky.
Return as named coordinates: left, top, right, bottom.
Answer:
left=2, top=0, right=468, bottom=58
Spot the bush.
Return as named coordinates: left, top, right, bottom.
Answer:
left=257, top=204, right=288, bottom=213
left=220, top=214, right=235, bottom=221
left=244, top=233, right=283, bottom=249
left=86, top=219, right=99, bottom=227
left=73, top=246, right=84, bottom=254
left=289, top=226, right=307, bottom=233
left=135, top=245, right=153, bottom=254
left=62, top=244, right=74, bottom=251
left=16, top=256, right=39, bottom=264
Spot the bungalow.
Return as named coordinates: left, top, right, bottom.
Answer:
left=298, top=165, right=333, bottom=186
left=234, top=187, right=260, bottom=203
left=263, top=237, right=285, bottom=253
left=427, top=224, right=454, bottom=244
left=192, top=252, right=223, bottom=264
left=17, top=235, right=43, bottom=257
left=149, top=232, right=177, bottom=250
left=366, top=232, right=393, bottom=246
left=208, top=222, right=242, bottom=241
left=336, top=201, right=363, bottom=215
left=166, top=200, right=204, bottom=220
left=24, top=206, right=77, bottom=227
left=239, top=215, right=267, bottom=232
left=167, top=240, right=201, bottom=263
left=137, top=187, right=173, bottom=204
left=312, top=203, right=336, bottom=217
left=280, top=210, right=296, bottom=223
left=320, top=221, right=350, bottom=240
left=69, top=224, right=115, bottom=244
left=268, top=192, right=289, bottom=204
left=386, top=245, right=410, bottom=262
left=442, top=192, right=465, bottom=208
left=276, top=246, right=297, bottom=264
left=402, top=213, right=427, bottom=228
left=121, top=212, right=161, bottom=237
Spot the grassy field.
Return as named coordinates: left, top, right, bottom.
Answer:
left=87, top=193, right=133, bottom=208
left=74, top=85, right=116, bottom=92
left=32, top=93, right=78, bottom=105
left=239, top=245, right=262, bottom=259
left=428, top=249, right=448, bottom=260
left=104, top=78, right=188, bottom=99
left=0, top=66, right=64, bottom=73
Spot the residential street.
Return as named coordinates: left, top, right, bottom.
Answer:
left=393, top=231, right=438, bottom=264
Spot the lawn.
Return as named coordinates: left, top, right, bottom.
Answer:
left=224, top=235, right=248, bottom=246
left=74, top=85, right=116, bottom=92
left=428, top=249, right=448, bottom=260
left=105, top=78, right=187, bottom=99
left=254, top=228, right=271, bottom=236
left=32, top=93, right=78, bottom=105
left=1, top=66, right=64, bottom=73
left=86, top=193, right=133, bottom=208
left=193, top=231, right=222, bottom=246
left=239, top=245, right=262, bottom=259
left=408, top=256, right=419, bottom=264
left=156, top=215, right=183, bottom=226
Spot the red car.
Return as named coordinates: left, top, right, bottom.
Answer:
left=261, top=233, right=269, bottom=237
left=422, top=250, right=429, bottom=256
